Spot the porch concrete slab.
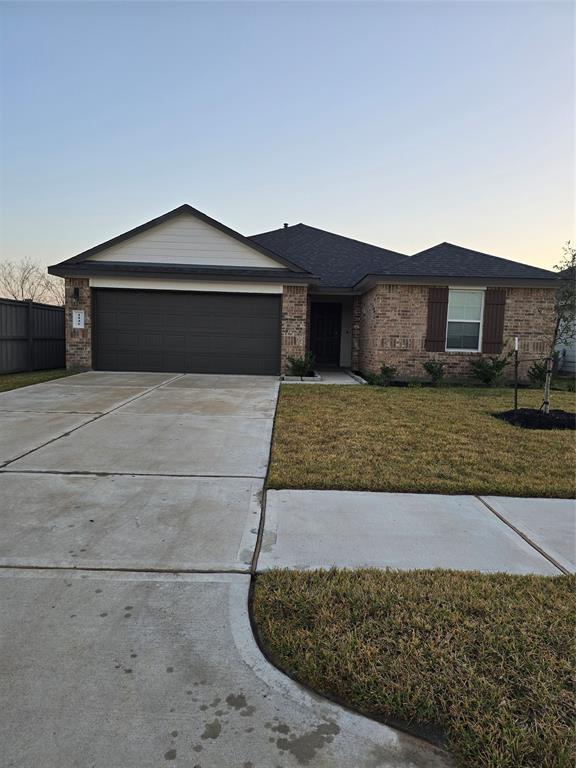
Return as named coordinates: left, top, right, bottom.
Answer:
left=0, top=384, right=147, bottom=413
left=0, top=569, right=450, bottom=768
left=0, top=474, right=262, bottom=572
left=165, top=373, right=279, bottom=390
left=317, top=369, right=359, bottom=384
left=121, top=386, right=277, bottom=418
left=52, top=371, right=180, bottom=388
left=0, top=411, right=95, bottom=465
left=258, top=490, right=561, bottom=575
left=9, top=413, right=274, bottom=476
left=481, top=496, right=576, bottom=573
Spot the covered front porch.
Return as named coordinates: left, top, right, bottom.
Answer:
left=307, top=295, right=359, bottom=370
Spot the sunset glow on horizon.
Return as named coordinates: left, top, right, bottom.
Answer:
left=1, top=1, right=574, bottom=272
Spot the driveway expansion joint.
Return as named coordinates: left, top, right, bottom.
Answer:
left=0, top=468, right=267, bottom=479
left=0, top=372, right=187, bottom=468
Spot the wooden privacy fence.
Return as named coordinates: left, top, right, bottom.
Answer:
left=0, top=298, right=65, bottom=373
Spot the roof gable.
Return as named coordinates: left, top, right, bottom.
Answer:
left=394, top=242, right=558, bottom=280
left=52, top=205, right=309, bottom=273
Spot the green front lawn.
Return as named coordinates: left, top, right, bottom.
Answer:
left=252, top=569, right=575, bottom=768
left=0, top=369, right=72, bottom=393
left=268, top=386, right=576, bottom=497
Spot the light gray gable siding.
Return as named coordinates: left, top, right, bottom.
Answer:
left=86, top=214, right=282, bottom=268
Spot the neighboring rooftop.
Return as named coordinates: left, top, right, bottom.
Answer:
left=250, top=224, right=408, bottom=288
left=251, top=226, right=557, bottom=288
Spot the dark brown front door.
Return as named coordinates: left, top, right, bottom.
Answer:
left=310, top=303, right=342, bottom=366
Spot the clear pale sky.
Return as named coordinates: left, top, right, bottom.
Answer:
left=1, top=1, right=574, bottom=271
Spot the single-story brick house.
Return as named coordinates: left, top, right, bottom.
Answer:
left=49, top=204, right=558, bottom=379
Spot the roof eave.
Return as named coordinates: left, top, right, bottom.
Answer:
left=354, top=274, right=560, bottom=291
left=48, top=262, right=318, bottom=284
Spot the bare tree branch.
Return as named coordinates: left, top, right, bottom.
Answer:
left=0, top=259, right=64, bottom=305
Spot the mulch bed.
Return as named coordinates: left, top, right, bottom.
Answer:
left=496, top=408, right=576, bottom=430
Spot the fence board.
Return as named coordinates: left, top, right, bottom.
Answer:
left=0, top=299, right=65, bottom=373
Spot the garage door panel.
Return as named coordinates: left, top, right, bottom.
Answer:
left=93, top=289, right=280, bottom=375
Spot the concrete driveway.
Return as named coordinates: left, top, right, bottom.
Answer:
left=0, top=372, right=448, bottom=768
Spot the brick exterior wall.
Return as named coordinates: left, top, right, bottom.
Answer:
left=351, top=295, right=361, bottom=370
left=359, top=283, right=556, bottom=381
left=64, top=277, right=92, bottom=370
left=281, top=285, right=308, bottom=373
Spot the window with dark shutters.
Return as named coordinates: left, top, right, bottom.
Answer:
left=424, top=286, right=449, bottom=351
left=482, top=288, right=506, bottom=353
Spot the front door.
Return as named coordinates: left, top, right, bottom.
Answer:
left=310, top=303, right=342, bottom=366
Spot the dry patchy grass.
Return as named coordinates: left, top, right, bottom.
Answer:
left=0, top=369, right=71, bottom=393
left=252, top=569, right=576, bottom=768
left=268, top=385, right=576, bottom=497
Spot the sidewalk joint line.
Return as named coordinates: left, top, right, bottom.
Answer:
left=475, top=496, right=569, bottom=575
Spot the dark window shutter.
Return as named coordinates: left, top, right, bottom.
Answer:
left=482, top=288, right=506, bottom=353
left=425, top=286, right=449, bottom=351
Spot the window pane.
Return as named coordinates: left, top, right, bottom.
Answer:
left=447, top=321, right=480, bottom=350
left=448, top=290, right=483, bottom=321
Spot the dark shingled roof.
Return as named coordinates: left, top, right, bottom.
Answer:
left=383, top=242, right=557, bottom=282
left=251, top=227, right=557, bottom=288
left=250, top=224, right=408, bottom=288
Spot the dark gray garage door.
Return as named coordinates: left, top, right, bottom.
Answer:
left=93, top=289, right=281, bottom=375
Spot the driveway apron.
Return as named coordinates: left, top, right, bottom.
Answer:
left=0, top=372, right=449, bottom=768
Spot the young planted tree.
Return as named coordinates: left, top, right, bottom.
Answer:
left=543, top=242, right=576, bottom=413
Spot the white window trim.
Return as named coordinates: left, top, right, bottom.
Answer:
left=445, top=287, right=486, bottom=353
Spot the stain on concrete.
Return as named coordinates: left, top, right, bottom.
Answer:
left=170, top=730, right=178, bottom=738
left=270, top=722, right=291, bottom=735
left=275, top=721, right=340, bottom=765
left=225, top=693, right=247, bottom=710
left=259, top=530, right=277, bottom=553
left=164, top=748, right=177, bottom=761
left=166, top=666, right=174, bottom=673
left=193, top=744, right=203, bottom=753
left=201, top=719, right=222, bottom=740
left=239, top=548, right=254, bottom=564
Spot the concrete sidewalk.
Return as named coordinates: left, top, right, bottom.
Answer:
left=257, top=490, right=575, bottom=575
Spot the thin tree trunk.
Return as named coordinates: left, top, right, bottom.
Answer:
left=542, top=357, right=553, bottom=414
left=543, top=317, right=561, bottom=414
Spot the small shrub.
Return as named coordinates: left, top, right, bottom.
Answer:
left=469, top=354, right=510, bottom=386
left=286, top=352, right=315, bottom=378
left=363, top=371, right=379, bottom=386
left=423, top=360, right=446, bottom=386
left=377, top=363, right=397, bottom=386
left=365, top=362, right=397, bottom=387
left=527, top=360, right=548, bottom=387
